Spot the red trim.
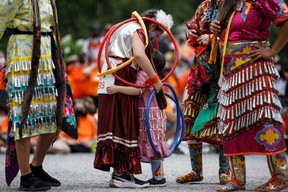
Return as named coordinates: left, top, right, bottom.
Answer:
left=97, top=17, right=179, bottom=88
left=224, top=149, right=287, bottom=157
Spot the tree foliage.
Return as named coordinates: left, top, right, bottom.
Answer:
left=56, top=0, right=200, bottom=39
left=0, top=0, right=287, bottom=61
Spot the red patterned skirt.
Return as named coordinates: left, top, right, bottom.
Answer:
left=217, top=41, right=286, bottom=156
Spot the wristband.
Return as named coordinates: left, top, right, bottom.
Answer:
left=151, top=74, right=160, bottom=83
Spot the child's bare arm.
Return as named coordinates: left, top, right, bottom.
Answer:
left=106, top=85, right=141, bottom=96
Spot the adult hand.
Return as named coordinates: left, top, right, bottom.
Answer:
left=249, top=46, right=275, bottom=61
left=197, top=34, right=210, bottom=45
left=106, top=85, right=118, bottom=94
left=186, top=29, right=198, bottom=39
left=210, top=20, right=221, bottom=34
left=153, top=80, right=163, bottom=93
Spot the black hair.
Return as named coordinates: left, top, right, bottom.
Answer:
left=140, top=9, right=157, bottom=19
left=140, top=9, right=158, bottom=31
left=152, top=49, right=166, bottom=74
left=0, top=90, right=9, bottom=114
left=78, top=52, right=86, bottom=64
left=89, top=23, right=103, bottom=37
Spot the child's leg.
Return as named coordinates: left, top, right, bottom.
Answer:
left=151, top=158, right=164, bottom=180
left=148, top=157, right=166, bottom=186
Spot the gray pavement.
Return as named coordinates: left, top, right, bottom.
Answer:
left=0, top=149, right=282, bottom=192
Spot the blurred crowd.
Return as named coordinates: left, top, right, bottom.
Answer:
left=1, top=23, right=288, bottom=154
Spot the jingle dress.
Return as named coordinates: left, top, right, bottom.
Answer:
left=184, top=0, right=222, bottom=143
left=217, top=0, right=288, bottom=156
left=0, top=0, right=58, bottom=140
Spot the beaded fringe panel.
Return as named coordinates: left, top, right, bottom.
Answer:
left=139, top=107, right=167, bottom=142
left=5, top=58, right=58, bottom=139
left=217, top=60, right=283, bottom=137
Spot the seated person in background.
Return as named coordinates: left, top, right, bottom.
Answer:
left=0, top=88, right=9, bottom=149
left=0, top=106, right=8, bottom=148
left=59, top=97, right=97, bottom=153
left=164, top=100, right=177, bottom=142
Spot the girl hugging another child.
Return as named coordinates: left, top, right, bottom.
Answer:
left=106, top=49, right=169, bottom=187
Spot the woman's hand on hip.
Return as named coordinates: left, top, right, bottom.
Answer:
left=249, top=46, right=275, bottom=60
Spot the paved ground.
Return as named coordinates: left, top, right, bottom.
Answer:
left=1, top=147, right=281, bottom=192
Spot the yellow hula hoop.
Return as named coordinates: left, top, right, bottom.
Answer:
left=97, top=11, right=148, bottom=77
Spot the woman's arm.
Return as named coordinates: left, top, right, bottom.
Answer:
left=106, top=85, right=141, bottom=96
left=249, top=21, right=288, bottom=60
left=132, top=32, right=162, bottom=92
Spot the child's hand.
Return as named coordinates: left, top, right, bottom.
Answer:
left=106, top=85, right=118, bottom=94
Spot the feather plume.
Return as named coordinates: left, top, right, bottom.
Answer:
left=155, top=10, right=174, bottom=30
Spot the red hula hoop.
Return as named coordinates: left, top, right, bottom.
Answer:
left=97, top=17, right=179, bottom=88
left=153, top=38, right=160, bottom=50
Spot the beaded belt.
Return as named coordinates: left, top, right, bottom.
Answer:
left=12, top=29, right=52, bottom=36
left=219, top=41, right=270, bottom=74
left=220, top=41, right=270, bottom=55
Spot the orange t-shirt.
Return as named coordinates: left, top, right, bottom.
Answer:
left=68, top=65, right=91, bottom=99
left=178, top=70, right=189, bottom=99
left=67, top=65, right=99, bottom=99
left=0, top=116, right=8, bottom=134
left=60, top=114, right=97, bottom=141
left=0, top=71, right=6, bottom=90
left=164, top=74, right=182, bottom=100
left=88, top=69, right=99, bottom=97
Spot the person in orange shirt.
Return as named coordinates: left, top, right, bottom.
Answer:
left=67, top=53, right=99, bottom=110
left=160, top=61, right=182, bottom=100
left=82, top=24, right=103, bottom=65
left=67, top=53, right=92, bottom=99
left=0, top=86, right=9, bottom=148
left=0, top=107, right=8, bottom=148
left=0, top=50, right=6, bottom=91
left=59, top=97, right=97, bottom=152
left=164, top=100, right=177, bottom=141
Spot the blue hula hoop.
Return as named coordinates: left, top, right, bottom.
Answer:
left=145, top=82, right=185, bottom=158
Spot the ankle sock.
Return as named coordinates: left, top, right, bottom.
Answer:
left=21, top=172, right=33, bottom=180
left=30, top=164, right=43, bottom=172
